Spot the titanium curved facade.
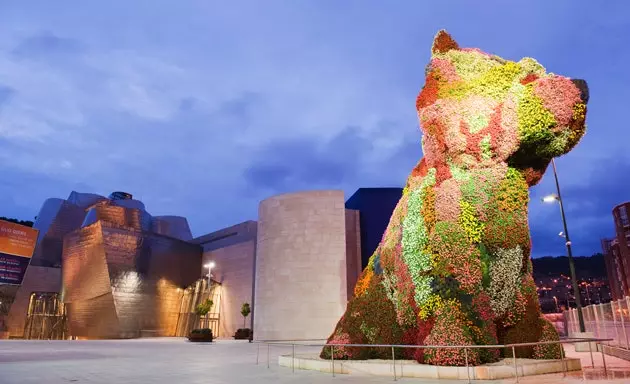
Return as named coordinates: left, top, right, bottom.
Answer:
left=254, top=190, right=347, bottom=341
left=7, top=191, right=201, bottom=339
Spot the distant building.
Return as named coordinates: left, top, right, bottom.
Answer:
left=601, top=202, right=630, bottom=300
left=345, top=188, right=403, bottom=269
left=536, top=274, right=611, bottom=313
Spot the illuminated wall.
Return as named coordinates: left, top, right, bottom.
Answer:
left=7, top=190, right=200, bottom=339
left=254, top=190, right=348, bottom=341
left=63, top=220, right=201, bottom=338
left=193, top=221, right=257, bottom=338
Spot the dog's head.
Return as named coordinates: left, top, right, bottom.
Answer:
left=416, top=30, right=588, bottom=185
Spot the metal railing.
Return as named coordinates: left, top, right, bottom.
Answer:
left=566, top=297, right=630, bottom=350
left=254, top=337, right=613, bottom=383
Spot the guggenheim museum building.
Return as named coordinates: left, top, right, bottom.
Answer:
left=2, top=188, right=401, bottom=341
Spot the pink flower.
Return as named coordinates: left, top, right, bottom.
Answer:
left=533, top=76, right=581, bottom=128
left=435, top=179, right=462, bottom=222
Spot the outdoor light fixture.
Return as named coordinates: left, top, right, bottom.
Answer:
left=205, top=261, right=216, bottom=284
left=542, top=158, right=586, bottom=333
left=542, top=194, right=559, bottom=203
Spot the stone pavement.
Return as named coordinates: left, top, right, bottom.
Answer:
left=1, top=338, right=630, bottom=384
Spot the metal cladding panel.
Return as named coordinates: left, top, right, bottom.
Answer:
left=66, top=293, right=120, bottom=339
left=62, top=222, right=202, bottom=338
left=31, top=201, right=88, bottom=267
left=87, top=203, right=152, bottom=232
left=111, top=199, right=146, bottom=211
left=152, top=216, right=193, bottom=241
left=62, top=224, right=112, bottom=303
left=66, top=192, right=107, bottom=209
left=32, top=198, right=64, bottom=244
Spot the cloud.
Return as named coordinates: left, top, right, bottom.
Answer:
left=0, top=85, right=15, bottom=108
left=0, top=0, right=628, bottom=250
left=529, top=156, right=630, bottom=257
left=242, top=126, right=371, bottom=193
left=12, top=31, right=85, bottom=59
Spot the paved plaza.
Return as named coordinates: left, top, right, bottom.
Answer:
left=1, top=338, right=630, bottom=384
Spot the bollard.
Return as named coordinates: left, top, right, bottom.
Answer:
left=391, top=346, right=397, bottom=381
left=559, top=342, right=567, bottom=377
left=331, top=345, right=335, bottom=377
left=292, top=344, right=295, bottom=374
left=512, top=346, right=519, bottom=383
left=464, top=347, right=471, bottom=384
left=267, top=344, right=270, bottom=369
left=256, top=343, right=260, bottom=365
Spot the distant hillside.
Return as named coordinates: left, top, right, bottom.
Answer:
left=0, top=217, right=34, bottom=227
left=532, top=254, right=607, bottom=279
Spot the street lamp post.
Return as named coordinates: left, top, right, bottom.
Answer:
left=204, top=261, right=216, bottom=286
left=543, top=158, right=586, bottom=333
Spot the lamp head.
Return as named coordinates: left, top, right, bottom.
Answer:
left=205, top=261, right=216, bottom=269
left=542, top=194, right=559, bottom=203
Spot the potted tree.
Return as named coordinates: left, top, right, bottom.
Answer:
left=234, top=302, right=252, bottom=340
left=188, top=299, right=213, bottom=342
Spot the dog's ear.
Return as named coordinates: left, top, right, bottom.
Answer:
left=432, top=30, right=459, bottom=55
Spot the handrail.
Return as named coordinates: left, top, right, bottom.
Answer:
left=254, top=337, right=613, bottom=383
left=253, top=337, right=611, bottom=349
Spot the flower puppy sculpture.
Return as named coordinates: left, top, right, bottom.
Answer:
left=321, top=30, right=588, bottom=366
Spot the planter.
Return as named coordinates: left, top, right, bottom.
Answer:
left=234, top=328, right=252, bottom=340
left=188, top=328, right=213, bottom=342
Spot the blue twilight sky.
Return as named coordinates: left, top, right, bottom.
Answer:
left=0, top=1, right=629, bottom=257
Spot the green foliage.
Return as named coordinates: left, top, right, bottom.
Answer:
left=517, top=84, right=556, bottom=152
left=195, top=299, right=213, bottom=316
left=440, top=60, right=523, bottom=101
left=494, top=168, right=529, bottom=212
left=458, top=201, right=485, bottom=243
left=532, top=320, right=563, bottom=359
left=401, top=169, right=436, bottom=306
left=241, top=302, right=251, bottom=318
left=0, top=216, right=34, bottom=227
left=478, top=244, right=492, bottom=289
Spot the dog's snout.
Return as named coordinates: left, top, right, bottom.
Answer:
left=571, top=79, right=589, bottom=105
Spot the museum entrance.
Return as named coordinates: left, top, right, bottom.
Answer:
left=23, top=292, right=68, bottom=340
left=174, top=279, right=221, bottom=337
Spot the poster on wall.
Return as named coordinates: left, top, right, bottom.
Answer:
left=0, top=220, right=38, bottom=285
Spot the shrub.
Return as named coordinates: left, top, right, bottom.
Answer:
left=234, top=328, right=252, bottom=340
left=195, top=299, right=213, bottom=316
left=188, top=328, right=213, bottom=342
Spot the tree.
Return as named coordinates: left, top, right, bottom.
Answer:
left=241, top=302, right=251, bottom=328
left=0, top=217, right=34, bottom=227
left=195, top=299, right=213, bottom=317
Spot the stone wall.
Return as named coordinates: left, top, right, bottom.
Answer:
left=254, top=190, right=347, bottom=341
left=345, top=209, right=362, bottom=301
left=202, top=240, right=256, bottom=338
left=194, top=221, right=257, bottom=339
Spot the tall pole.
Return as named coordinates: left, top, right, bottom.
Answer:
left=551, top=158, right=586, bottom=333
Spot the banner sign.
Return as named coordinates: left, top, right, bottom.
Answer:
left=0, top=253, right=32, bottom=285
left=0, top=220, right=38, bottom=285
